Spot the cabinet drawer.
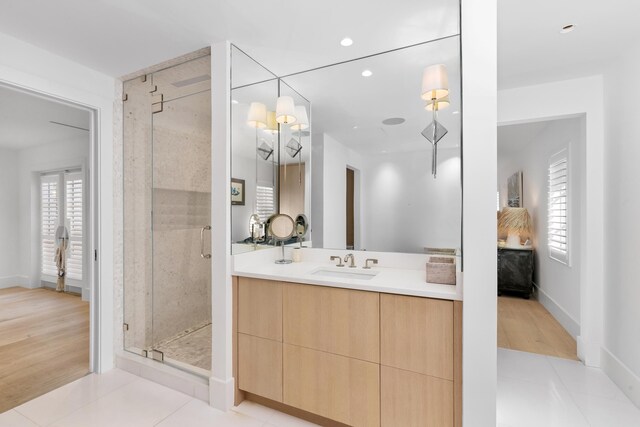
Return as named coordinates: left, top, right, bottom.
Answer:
left=238, top=334, right=282, bottom=402
left=283, top=283, right=379, bottom=362
left=381, top=366, right=453, bottom=427
left=283, top=344, right=380, bottom=427
left=381, top=294, right=453, bottom=379
left=238, top=277, right=282, bottom=341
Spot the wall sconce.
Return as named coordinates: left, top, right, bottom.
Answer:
left=247, top=102, right=267, bottom=129
left=420, top=64, right=449, bottom=178
left=287, top=105, right=308, bottom=184
left=276, top=96, right=297, bottom=124
left=265, top=111, right=279, bottom=135
left=257, top=139, right=273, bottom=161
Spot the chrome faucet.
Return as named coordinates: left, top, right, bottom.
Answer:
left=344, top=253, right=356, bottom=268
left=330, top=256, right=344, bottom=267
left=363, top=258, right=378, bottom=269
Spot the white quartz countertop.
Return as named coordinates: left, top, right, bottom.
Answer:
left=232, top=257, right=462, bottom=301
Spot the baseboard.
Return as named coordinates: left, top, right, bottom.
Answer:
left=601, top=347, right=640, bottom=408
left=209, top=375, right=235, bottom=411
left=534, top=283, right=580, bottom=338
left=0, top=275, right=30, bottom=289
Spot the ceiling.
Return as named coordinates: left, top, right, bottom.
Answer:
left=0, top=85, right=91, bottom=150
left=0, top=0, right=459, bottom=78
left=498, top=0, right=640, bottom=89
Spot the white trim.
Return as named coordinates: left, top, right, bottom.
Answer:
left=210, top=41, right=234, bottom=410
left=0, top=48, right=114, bottom=374
left=601, top=347, right=640, bottom=408
left=534, top=283, right=580, bottom=339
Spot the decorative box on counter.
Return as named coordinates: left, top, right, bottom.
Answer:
left=426, top=256, right=456, bottom=285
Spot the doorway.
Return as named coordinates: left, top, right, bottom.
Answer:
left=496, top=117, right=585, bottom=361
left=0, top=83, right=96, bottom=411
left=346, top=167, right=355, bottom=250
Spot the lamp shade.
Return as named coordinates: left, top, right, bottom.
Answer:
left=275, top=96, right=297, bottom=124
left=290, top=106, right=309, bottom=130
left=247, top=102, right=267, bottom=128
left=425, top=95, right=450, bottom=111
left=266, top=111, right=279, bottom=134
left=498, top=207, right=532, bottom=238
left=421, top=64, right=449, bottom=101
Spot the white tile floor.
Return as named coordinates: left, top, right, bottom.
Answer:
left=497, top=348, right=640, bottom=427
left=1, top=349, right=638, bottom=426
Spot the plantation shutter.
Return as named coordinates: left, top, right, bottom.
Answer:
left=548, top=151, right=569, bottom=264
left=41, top=174, right=60, bottom=277
left=256, top=185, right=275, bottom=222
left=65, top=171, right=83, bottom=280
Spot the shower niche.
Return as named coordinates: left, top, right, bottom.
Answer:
left=123, top=54, right=212, bottom=376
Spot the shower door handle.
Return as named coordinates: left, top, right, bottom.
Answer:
left=200, top=225, right=212, bottom=259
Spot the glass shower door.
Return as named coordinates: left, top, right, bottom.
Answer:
left=150, top=57, right=212, bottom=374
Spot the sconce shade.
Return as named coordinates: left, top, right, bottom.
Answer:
left=266, top=111, right=279, bottom=134
left=276, top=96, right=297, bottom=124
left=421, top=64, right=449, bottom=101
left=425, top=95, right=450, bottom=111
left=290, top=106, right=309, bottom=130
left=247, top=102, right=267, bottom=128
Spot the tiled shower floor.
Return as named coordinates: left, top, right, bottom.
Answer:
left=155, top=324, right=212, bottom=371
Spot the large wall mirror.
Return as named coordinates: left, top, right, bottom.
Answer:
left=231, top=36, right=462, bottom=255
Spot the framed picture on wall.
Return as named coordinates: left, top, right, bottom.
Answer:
left=507, top=171, right=523, bottom=207
left=231, top=178, right=245, bottom=206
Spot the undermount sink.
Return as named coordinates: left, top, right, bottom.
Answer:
left=310, top=267, right=379, bottom=281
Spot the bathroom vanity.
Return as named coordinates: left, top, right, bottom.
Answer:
left=232, top=255, right=462, bottom=427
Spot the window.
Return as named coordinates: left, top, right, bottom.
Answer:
left=256, top=185, right=275, bottom=222
left=41, top=175, right=59, bottom=277
left=41, top=170, right=84, bottom=282
left=548, top=150, right=569, bottom=264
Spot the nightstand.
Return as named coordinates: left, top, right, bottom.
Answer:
left=497, top=247, right=534, bottom=298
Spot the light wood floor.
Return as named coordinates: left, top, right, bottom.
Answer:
left=0, top=287, right=90, bottom=413
left=498, top=295, right=578, bottom=360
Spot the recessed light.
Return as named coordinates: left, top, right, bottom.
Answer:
left=382, top=117, right=405, bottom=126
left=560, top=24, right=576, bottom=34
left=340, top=37, right=353, bottom=47
left=361, top=70, right=373, bottom=77
left=353, top=125, right=359, bottom=130
left=381, top=150, right=388, bottom=154
left=231, top=99, right=239, bottom=104
left=452, top=111, right=459, bottom=115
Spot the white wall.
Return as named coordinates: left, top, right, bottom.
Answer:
left=16, top=137, right=90, bottom=291
left=364, top=148, right=461, bottom=252
left=601, top=44, right=640, bottom=407
left=0, top=31, right=115, bottom=372
left=461, top=0, right=498, bottom=423
left=498, top=75, right=604, bottom=366
left=0, top=147, right=21, bottom=287
left=317, top=133, right=365, bottom=250
left=498, top=118, right=583, bottom=337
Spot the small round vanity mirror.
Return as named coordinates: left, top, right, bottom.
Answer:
left=295, top=214, right=309, bottom=239
left=268, top=214, right=295, bottom=264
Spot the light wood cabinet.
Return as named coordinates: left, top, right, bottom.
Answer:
left=380, top=293, right=454, bottom=380
left=283, top=344, right=380, bottom=427
left=238, top=333, right=283, bottom=402
left=283, top=283, right=379, bottom=363
left=238, top=278, right=282, bottom=341
left=381, top=366, right=453, bottom=427
left=234, top=277, right=461, bottom=427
